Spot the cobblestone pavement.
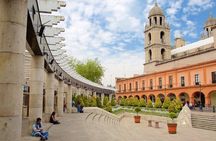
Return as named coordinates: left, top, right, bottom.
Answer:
left=22, top=113, right=216, bottom=141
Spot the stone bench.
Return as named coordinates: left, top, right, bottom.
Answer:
left=148, top=120, right=160, bottom=128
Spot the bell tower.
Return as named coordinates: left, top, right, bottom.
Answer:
left=144, top=3, right=171, bottom=73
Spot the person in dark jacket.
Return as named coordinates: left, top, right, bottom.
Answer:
left=49, top=112, right=60, bottom=124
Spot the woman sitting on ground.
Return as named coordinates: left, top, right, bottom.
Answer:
left=32, top=117, right=49, bottom=141
left=49, top=112, right=60, bottom=124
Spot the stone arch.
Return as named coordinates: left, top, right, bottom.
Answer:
left=167, top=93, right=176, bottom=101
left=208, top=90, right=216, bottom=106
left=135, top=95, right=140, bottom=100
left=141, top=95, right=147, bottom=102
left=157, top=93, right=165, bottom=103
left=160, top=31, right=165, bottom=43
left=193, top=91, right=205, bottom=107
left=161, top=48, right=165, bottom=60
left=128, top=95, right=133, bottom=98
left=118, top=96, right=122, bottom=100
left=149, top=94, right=156, bottom=103
left=149, top=49, right=152, bottom=61
left=124, top=96, right=127, bottom=99
left=178, top=92, right=189, bottom=105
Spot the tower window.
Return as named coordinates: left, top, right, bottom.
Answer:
left=148, top=33, right=151, bottom=44
left=154, top=17, right=157, bottom=24
left=161, top=48, right=165, bottom=60
left=149, top=50, right=152, bottom=61
left=150, top=79, right=153, bottom=90
left=160, top=31, right=165, bottom=43
left=129, top=83, right=132, bottom=91
left=211, top=72, right=216, bottom=83
left=160, top=17, right=162, bottom=25
left=150, top=18, right=152, bottom=26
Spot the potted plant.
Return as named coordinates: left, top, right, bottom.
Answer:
left=167, top=99, right=182, bottom=134
left=134, top=107, right=141, bottom=123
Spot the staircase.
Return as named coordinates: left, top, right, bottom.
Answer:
left=191, top=112, right=216, bottom=131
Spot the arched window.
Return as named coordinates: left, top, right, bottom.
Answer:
left=160, top=31, right=165, bottom=43
left=154, top=17, right=157, bottom=24
left=160, top=17, right=162, bottom=25
left=150, top=18, right=152, bottom=26
left=148, top=33, right=151, bottom=44
left=161, top=48, right=165, bottom=60
left=149, top=50, right=152, bottom=61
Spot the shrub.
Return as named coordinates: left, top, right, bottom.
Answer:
left=139, top=98, right=146, bottom=107
left=154, top=97, right=162, bottom=108
left=103, top=96, right=109, bottom=107
left=96, top=97, right=102, bottom=108
left=147, top=99, right=153, bottom=108
left=162, top=97, right=171, bottom=109
left=135, top=107, right=141, bottom=116
left=104, top=103, right=112, bottom=112
left=120, top=98, right=126, bottom=106
left=111, top=97, right=116, bottom=106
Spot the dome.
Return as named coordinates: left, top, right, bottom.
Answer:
left=149, top=3, right=164, bottom=17
left=205, top=17, right=216, bottom=27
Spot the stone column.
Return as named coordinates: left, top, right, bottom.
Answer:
left=101, top=93, right=105, bottom=105
left=0, top=1, right=27, bottom=141
left=29, top=56, right=44, bottom=121
left=93, top=91, right=97, bottom=97
left=109, top=94, right=113, bottom=102
left=57, top=80, right=64, bottom=116
left=45, top=73, right=55, bottom=114
left=189, top=96, right=194, bottom=106
left=66, top=85, right=72, bottom=113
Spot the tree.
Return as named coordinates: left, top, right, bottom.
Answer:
left=96, top=97, right=102, bottom=108
left=147, top=99, right=153, bottom=108
left=139, top=98, right=146, bottom=107
left=154, top=97, right=162, bottom=108
left=68, top=57, right=104, bottom=84
left=111, top=97, right=116, bottom=106
left=162, top=97, right=171, bottom=109
left=103, top=96, right=109, bottom=107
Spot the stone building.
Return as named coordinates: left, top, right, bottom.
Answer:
left=116, top=3, right=216, bottom=107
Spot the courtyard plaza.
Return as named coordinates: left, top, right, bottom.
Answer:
left=22, top=108, right=216, bottom=141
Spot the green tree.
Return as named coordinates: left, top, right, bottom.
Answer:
left=147, top=99, right=153, bottom=108
left=103, top=96, right=109, bottom=107
left=68, top=58, right=104, bottom=83
left=139, top=98, right=146, bottom=107
left=96, top=97, right=102, bottom=108
left=162, top=97, right=171, bottom=109
left=111, top=97, right=116, bottom=106
left=154, top=97, right=162, bottom=108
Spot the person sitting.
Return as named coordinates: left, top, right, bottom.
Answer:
left=32, top=117, right=48, bottom=141
left=49, top=112, right=60, bottom=124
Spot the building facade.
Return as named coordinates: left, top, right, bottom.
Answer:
left=116, top=3, right=216, bottom=107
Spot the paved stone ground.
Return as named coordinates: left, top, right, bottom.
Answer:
left=23, top=113, right=216, bottom=141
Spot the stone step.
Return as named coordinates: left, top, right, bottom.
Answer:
left=191, top=113, right=216, bottom=131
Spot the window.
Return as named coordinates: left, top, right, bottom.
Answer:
left=195, top=74, right=200, bottom=85
left=160, top=17, right=162, bottom=25
left=119, top=85, right=121, bottom=92
left=129, top=83, right=132, bottom=91
left=124, top=84, right=126, bottom=92
left=158, top=77, right=162, bottom=89
left=160, top=31, right=165, bottom=43
left=169, top=76, right=173, bottom=88
left=135, top=82, right=138, bottom=91
left=212, top=72, right=216, bottom=83
left=148, top=33, right=151, bottom=44
left=142, top=80, right=145, bottom=90
left=150, top=18, right=152, bottom=26
left=161, top=49, right=165, bottom=60
left=154, top=17, right=157, bottom=24
left=181, top=76, right=185, bottom=87
left=150, top=79, right=153, bottom=90
left=149, top=50, right=152, bottom=61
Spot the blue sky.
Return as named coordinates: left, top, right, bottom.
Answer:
left=58, top=0, right=216, bottom=86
